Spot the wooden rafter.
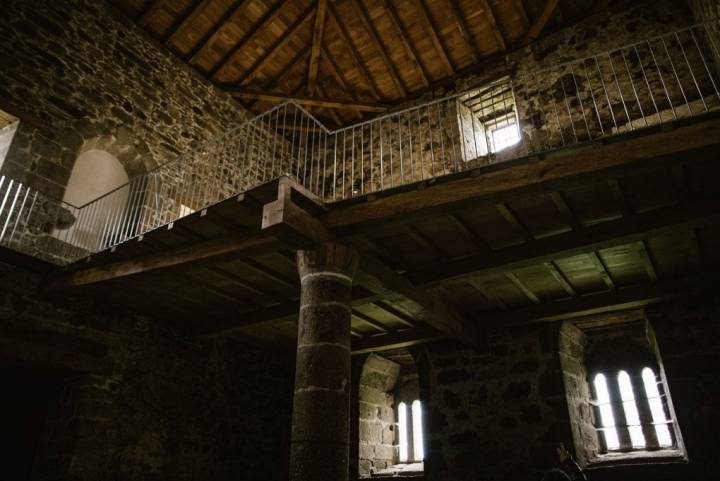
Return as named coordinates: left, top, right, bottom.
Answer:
left=316, top=82, right=344, bottom=126
left=208, top=0, right=289, bottom=79
left=137, top=0, right=167, bottom=27
left=412, top=0, right=454, bottom=76
left=327, top=2, right=383, bottom=101
left=523, top=0, right=559, bottom=44
left=235, top=2, right=316, bottom=86
left=349, top=0, right=408, bottom=98
left=251, top=49, right=310, bottom=110
left=480, top=0, right=506, bottom=51
left=307, top=0, right=328, bottom=95
left=227, top=89, right=389, bottom=112
left=513, top=0, right=530, bottom=28
left=165, top=0, right=213, bottom=47
left=447, top=0, right=480, bottom=62
left=187, top=0, right=251, bottom=64
left=379, top=0, right=430, bottom=88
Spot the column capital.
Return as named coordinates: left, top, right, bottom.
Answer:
left=297, top=242, right=359, bottom=281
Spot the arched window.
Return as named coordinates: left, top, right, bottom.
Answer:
left=59, top=149, right=130, bottom=250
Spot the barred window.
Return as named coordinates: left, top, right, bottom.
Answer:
left=591, top=367, right=676, bottom=454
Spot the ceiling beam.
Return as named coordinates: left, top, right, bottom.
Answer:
left=380, top=0, right=430, bottom=88
left=327, top=3, right=383, bottom=101
left=316, top=82, right=344, bottom=126
left=164, top=0, right=211, bottom=46
left=512, top=0, right=530, bottom=29
left=208, top=0, right=289, bottom=79
left=186, top=0, right=251, bottom=63
left=351, top=326, right=443, bottom=354
left=252, top=49, right=310, bottom=111
left=227, top=89, right=389, bottom=112
left=523, top=0, right=559, bottom=44
left=349, top=0, right=408, bottom=98
left=412, top=0, right=454, bottom=76
left=447, top=0, right=480, bottom=62
left=307, top=0, right=328, bottom=95
left=321, top=48, right=364, bottom=120
left=235, top=2, right=317, bottom=87
left=480, top=0, right=506, bottom=51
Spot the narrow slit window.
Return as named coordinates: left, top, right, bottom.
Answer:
left=618, top=370, right=646, bottom=448
left=593, top=373, right=620, bottom=450
left=398, top=402, right=408, bottom=462
left=642, top=367, right=673, bottom=447
left=411, top=400, right=424, bottom=461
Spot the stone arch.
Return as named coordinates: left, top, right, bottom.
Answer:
left=73, top=125, right=155, bottom=179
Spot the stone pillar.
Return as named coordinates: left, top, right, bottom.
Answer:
left=291, top=242, right=359, bottom=481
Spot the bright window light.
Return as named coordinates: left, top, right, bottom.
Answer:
left=398, top=402, right=408, bottom=462
left=411, top=400, right=424, bottom=461
left=490, top=123, right=520, bottom=152
left=618, top=370, right=646, bottom=448
left=642, top=367, right=673, bottom=447
left=593, top=373, right=620, bottom=450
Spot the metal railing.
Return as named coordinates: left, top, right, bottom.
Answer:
left=1, top=23, right=718, bottom=265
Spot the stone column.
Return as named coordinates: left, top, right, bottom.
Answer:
left=291, top=242, right=359, bottom=481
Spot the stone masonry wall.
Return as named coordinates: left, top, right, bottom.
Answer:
left=412, top=295, right=720, bottom=481
left=0, top=0, right=249, bottom=200
left=0, top=266, right=294, bottom=481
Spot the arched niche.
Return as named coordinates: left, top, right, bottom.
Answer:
left=59, top=149, right=130, bottom=251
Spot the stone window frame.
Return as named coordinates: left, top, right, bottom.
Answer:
left=559, top=317, right=688, bottom=468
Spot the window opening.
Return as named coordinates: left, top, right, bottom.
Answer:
left=593, top=373, right=620, bottom=450
left=642, top=367, right=673, bottom=447
left=411, top=400, right=424, bottom=461
left=397, top=401, right=409, bottom=463
left=0, top=110, right=20, bottom=172
left=618, top=370, right=646, bottom=448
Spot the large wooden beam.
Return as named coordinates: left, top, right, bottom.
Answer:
left=164, top=0, right=212, bottom=46
left=307, top=0, right=328, bottom=95
left=208, top=0, right=290, bottom=79
left=324, top=117, right=720, bottom=230
left=406, top=203, right=720, bottom=287
left=327, top=2, right=383, bottom=101
left=351, top=326, right=443, bottom=354
left=227, top=89, right=389, bottom=112
left=235, top=2, right=317, bottom=87
left=480, top=0, right=506, bottom=51
left=321, top=48, right=363, bottom=120
left=137, top=0, right=167, bottom=27
left=413, top=0, right=454, bottom=75
left=52, top=232, right=280, bottom=288
left=350, top=0, right=408, bottom=98
left=523, top=0, right=559, bottom=44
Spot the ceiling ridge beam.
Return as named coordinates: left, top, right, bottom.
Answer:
left=227, top=89, right=389, bottom=112
left=349, top=0, right=408, bottom=98
left=307, top=0, right=328, bottom=95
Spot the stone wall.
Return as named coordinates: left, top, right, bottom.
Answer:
left=0, top=266, right=294, bottom=481
left=411, top=295, right=720, bottom=481
left=0, top=0, right=249, bottom=200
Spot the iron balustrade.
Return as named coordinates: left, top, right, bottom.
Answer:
left=1, top=23, right=719, bottom=265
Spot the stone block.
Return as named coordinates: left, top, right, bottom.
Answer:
left=382, top=425, right=395, bottom=444
left=373, top=444, right=395, bottom=461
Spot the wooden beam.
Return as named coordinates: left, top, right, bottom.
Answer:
left=380, top=0, right=430, bottom=87
left=412, top=0, right=454, bottom=75
left=506, top=271, right=540, bottom=304
left=164, top=0, right=211, bottom=46
left=493, top=274, right=712, bottom=328
left=588, top=251, right=615, bottom=290
left=497, top=202, right=534, bottom=242
left=523, top=0, right=559, bottom=44
left=52, top=232, right=280, bottom=288
left=137, top=0, right=167, bottom=27
left=447, top=0, right=480, bottom=62
left=186, top=0, right=251, bottom=63
left=307, top=0, right=328, bottom=95
left=208, top=0, right=289, bottom=79
left=512, top=0, right=530, bottom=29
left=351, top=326, right=443, bottom=354
left=636, top=240, right=658, bottom=282
left=235, top=2, right=317, bottom=86
left=251, top=49, right=310, bottom=110
left=350, top=0, right=408, bottom=98
left=324, top=117, right=720, bottom=229
left=405, top=203, right=720, bottom=287
left=327, top=2, right=383, bottom=101
left=227, top=89, right=389, bottom=112
left=315, top=82, right=344, bottom=126
left=545, top=261, right=576, bottom=297
left=480, top=0, right=506, bottom=51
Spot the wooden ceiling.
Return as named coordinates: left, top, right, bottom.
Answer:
left=110, top=0, right=616, bottom=126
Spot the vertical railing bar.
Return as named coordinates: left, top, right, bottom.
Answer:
left=426, top=104, right=436, bottom=177
left=582, top=59, right=606, bottom=136
left=342, top=129, right=347, bottom=198
left=333, top=133, right=338, bottom=200
left=621, top=48, right=647, bottom=128
left=408, top=112, right=415, bottom=180
left=570, top=63, right=592, bottom=140
left=594, top=56, right=620, bottom=131
left=648, top=40, right=678, bottom=119
left=8, top=185, right=30, bottom=246
left=417, top=108, right=425, bottom=180
left=691, top=27, right=720, bottom=100
left=351, top=127, right=356, bottom=196
left=398, top=114, right=404, bottom=184
left=608, top=52, right=633, bottom=130
left=560, top=67, right=579, bottom=142
left=0, top=182, right=21, bottom=241
left=436, top=102, right=447, bottom=176
left=634, top=45, right=661, bottom=119
left=675, top=31, right=708, bottom=112
left=661, top=36, right=692, bottom=115
left=379, top=119, right=384, bottom=190
left=360, top=124, right=365, bottom=194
